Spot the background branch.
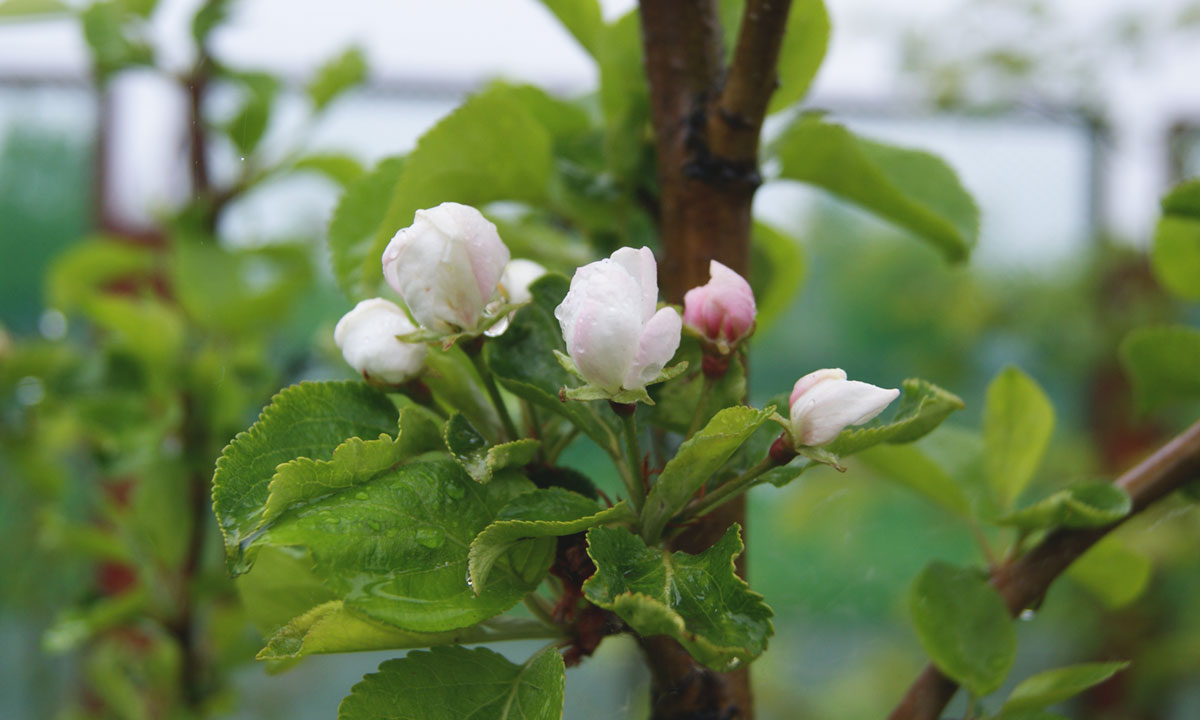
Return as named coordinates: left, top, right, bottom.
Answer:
left=887, top=418, right=1200, bottom=720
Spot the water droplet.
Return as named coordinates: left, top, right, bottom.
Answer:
left=445, top=483, right=466, bottom=500
left=727, top=658, right=742, bottom=670
left=1019, top=609, right=1035, bottom=621
left=355, top=491, right=369, bottom=501
left=464, top=570, right=474, bottom=587
left=416, top=528, right=444, bottom=549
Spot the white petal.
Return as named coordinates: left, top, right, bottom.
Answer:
left=334, top=298, right=427, bottom=384
left=501, top=259, right=547, bottom=304
left=623, top=306, right=682, bottom=390
left=610, top=246, right=658, bottom=320
left=790, top=379, right=899, bottom=446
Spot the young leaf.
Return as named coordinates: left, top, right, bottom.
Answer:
left=766, top=0, right=830, bottom=113
left=81, top=2, right=154, bottom=78
left=583, top=525, right=774, bottom=672
left=996, top=482, right=1131, bottom=531
left=1151, top=179, right=1200, bottom=300
left=308, top=46, right=367, bottom=111
left=255, top=459, right=548, bottom=633
left=750, top=221, right=806, bottom=334
left=234, top=546, right=337, bottom=638
left=338, top=646, right=565, bottom=720
left=537, top=0, right=605, bottom=57
left=292, top=153, right=365, bottom=188
left=641, top=406, right=775, bottom=542
left=1120, top=326, right=1200, bottom=414
left=909, top=561, right=1015, bottom=696
left=444, top=413, right=540, bottom=484
left=224, top=72, right=280, bottom=157
left=999, top=662, right=1130, bottom=714
left=328, top=156, right=405, bottom=299
left=1067, top=537, right=1152, bottom=610
left=858, top=443, right=972, bottom=518
left=469, top=488, right=634, bottom=592
left=212, top=381, right=399, bottom=574
left=825, top=378, right=965, bottom=456
left=984, top=366, right=1054, bottom=510
left=771, top=115, right=978, bottom=262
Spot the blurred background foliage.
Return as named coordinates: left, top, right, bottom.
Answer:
left=2, top=0, right=1200, bottom=719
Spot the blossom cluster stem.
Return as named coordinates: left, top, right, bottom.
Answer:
left=680, top=454, right=777, bottom=528
left=470, top=351, right=521, bottom=442
left=620, top=412, right=647, bottom=515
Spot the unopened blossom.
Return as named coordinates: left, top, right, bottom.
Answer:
left=334, top=298, right=427, bottom=385
left=382, top=202, right=510, bottom=333
left=500, top=259, right=547, bottom=305
left=682, top=260, right=756, bottom=349
left=787, top=368, right=899, bottom=447
left=555, top=246, right=681, bottom=393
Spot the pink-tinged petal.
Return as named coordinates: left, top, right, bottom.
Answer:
left=789, top=378, right=899, bottom=446
left=679, top=260, right=757, bottom=345
left=790, top=368, right=847, bottom=407
left=624, top=307, right=682, bottom=390
left=682, top=285, right=709, bottom=332
left=611, top=246, right=658, bottom=320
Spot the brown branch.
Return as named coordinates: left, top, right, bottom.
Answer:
left=888, top=418, right=1200, bottom=720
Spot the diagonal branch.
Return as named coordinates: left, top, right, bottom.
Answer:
left=887, top=418, right=1200, bottom=720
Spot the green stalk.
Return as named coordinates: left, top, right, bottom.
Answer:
left=683, top=454, right=777, bottom=524
left=621, top=412, right=646, bottom=514
left=470, top=350, right=521, bottom=442
left=684, top=375, right=717, bottom=439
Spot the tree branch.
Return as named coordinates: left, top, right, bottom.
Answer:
left=887, top=418, right=1200, bottom=720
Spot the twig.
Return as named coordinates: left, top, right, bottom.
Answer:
left=887, top=419, right=1200, bottom=720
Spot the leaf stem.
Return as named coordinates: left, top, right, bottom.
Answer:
left=470, top=350, right=521, bottom=442
left=621, top=412, right=646, bottom=515
left=523, top=593, right=559, bottom=631
left=685, top=375, right=717, bottom=439
left=682, top=454, right=777, bottom=526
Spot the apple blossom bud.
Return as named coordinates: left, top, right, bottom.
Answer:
left=555, top=246, right=682, bottom=393
left=381, top=202, right=511, bottom=333
left=334, top=298, right=427, bottom=385
left=682, top=260, right=756, bottom=348
left=787, top=368, right=899, bottom=447
left=500, top=259, right=547, bottom=305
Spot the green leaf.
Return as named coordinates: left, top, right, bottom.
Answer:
left=256, top=459, right=548, bottom=632
left=338, top=646, right=565, bottom=720
left=583, top=524, right=774, bottom=671
left=0, top=0, right=69, bottom=21
left=469, top=488, right=634, bottom=593
left=909, top=561, right=1015, bottom=696
left=1120, top=325, right=1200, bottom=414
left=597, top=11, right=649, bottom=180
left=328, top=156, right=405, bottom=299
left=81, top=2, right=154, bottom=78
left=1067, top=537, right=1152, bottom=610
left=190, top=0, right=229, bottom=45
left=983, top=367, right=1055, bottom=510
left=750, top=221, right=806, bottom=334
left=858, top=443, right=971, bottom=517
left=293, top=153, right=365, bottom=188
left=486, top=275, right=622, bottom=456
left=225, top=72, right=279, bottom=157
left=235, top=546, right=338, bottom=637
left=423, top=345, right=502, bottom=439
left=537, top=0, right=605, bottom=57
left=772, top=115, right=978, bottom=262
left=826, top=378, right=965, bottom=456
left=362, top=85, right=554, bottom=295
left=171, top=241, right=311, bottom=332
left=641, top=405, right=775, bottom=542
left=1151, top=179, right=1200, bottom=300
left=997, top=482, right=1130, bottom=531
left=999, top=662, right=1130, bottom=714
left=767, top=0, right=830, bottom=113
left=309, top=46, right=367, bottom=111
left=47, top=237, right=155, bottom=312
left=43, top=590, right=148, bottom=654
left=82, top=295, right=184, bottom=367
left=444, top=413, right=540, bottom=484
left=212, top=381, right=400, bottom=574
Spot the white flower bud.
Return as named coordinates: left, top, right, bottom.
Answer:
left=500, top=259, right=547, bottom=305
left=788, top=368, right=899, bottom=447
left=334, top=298, right=427, bottom=385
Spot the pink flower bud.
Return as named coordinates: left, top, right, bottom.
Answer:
left=682, top=261, right=756, bottom=349
left=334, top=298, right=427, bottom=385
left=381, top=202, right=511, bottom=333
left=554, top=247, right=682, bottom=392
left=788, top=368, right=900, bottom=447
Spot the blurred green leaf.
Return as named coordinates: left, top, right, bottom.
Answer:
left=443, top=413, right=540, bottom=484
left=308, top=46, right=367, bottom=111
left=768, top=0, right=830, bottom=113
left=859, top=443, right=972, bottom=517
left=212, top=381, right=400, bottom=573
left=772, top=115, right=978, bottom=262
left=583, top=524, right=773, bottom=672
left=328, top=156, right=404, bottom=298
left=994, top=712, right=1068, bottom=720
left=1120, top=325, right=1200, bottom=414
left=597, top=11, right=649, bottom=180
left=537, top=0, right=605, bottom=57
left=235, top=546, right=338, bottom=637
left=998, top=662, right=1129, bottom=715
left=47, top=237, right=155, bottom=311
left=0, top=0, right=68, bottom=20
left=469, top=488, right=632, bottom=592
left=648, top=337, right=746, bottom=434
left=83, top=295, right=184, bottom=367
left=190, top=0, right=229, bottom=46
left=43, top=590, right=148, bottom=654
left=827, top=378, right=965, bottom=456
left=339, top=646, right=565, bottom=720
left=224, top=72, right=279, bottom=157
left=642, top=406, right=775, bottom=542
left=750, top=221, right=806, bottom=334
left=910, top=561, right=1015, bottom=696
left=997, top=482, right=1130, bottom=531
left=1152, top=179, right=1200, bottom=300
left=292, top=153, right=365, bottom=188
left=172, top=241, right=310, bottom=332
left=81, top=1, right=154, bottom=78
left=984, top=366, right=1054, bottom=510
left=1067, top=536, right=1152, bottom=610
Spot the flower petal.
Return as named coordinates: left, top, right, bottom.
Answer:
left=623, top=306, right=682, bottom=390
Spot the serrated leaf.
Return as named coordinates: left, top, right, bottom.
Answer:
left=583, top=524, right=773, bottom=671
left=255, top=459, right=548, bottom=632
left=984, top=367, right=1055, bottom=510
left=444, top=413, right=539, bottom=484
left=362, top=85, right=553, bottom=294
left=909, top=561, right=1015, bottom=696
left=999, top=662, right=1130, bottom=714
left=293, top=153, right=365, bottom=188
left=826, top=378, right=964, bottom=456
left=485, top=274, right=623, bottom=456
left=309, top=46, right=367, bottom=111
left=858, top=443, right=971, bottom=517
left=338, top=646, right=565, bottom=720
left=1120, top=325, right=1200, bottom=414
left=328, top=156, right=405, bottom=299
left=1151, top=179, right=1200, bottom=300
left=469, top=488, right=633, bottom=593
left=641, top=406, right=775, bottom=542
left=772, top=115, right=978, bottom=262
left=997, top=482, right=1130, bottom=531
left=1067, top=537, right=1152, bottom=610
left=212, top=381, right=400, bottom=574
left=537, top=0, right=604, bottom=57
